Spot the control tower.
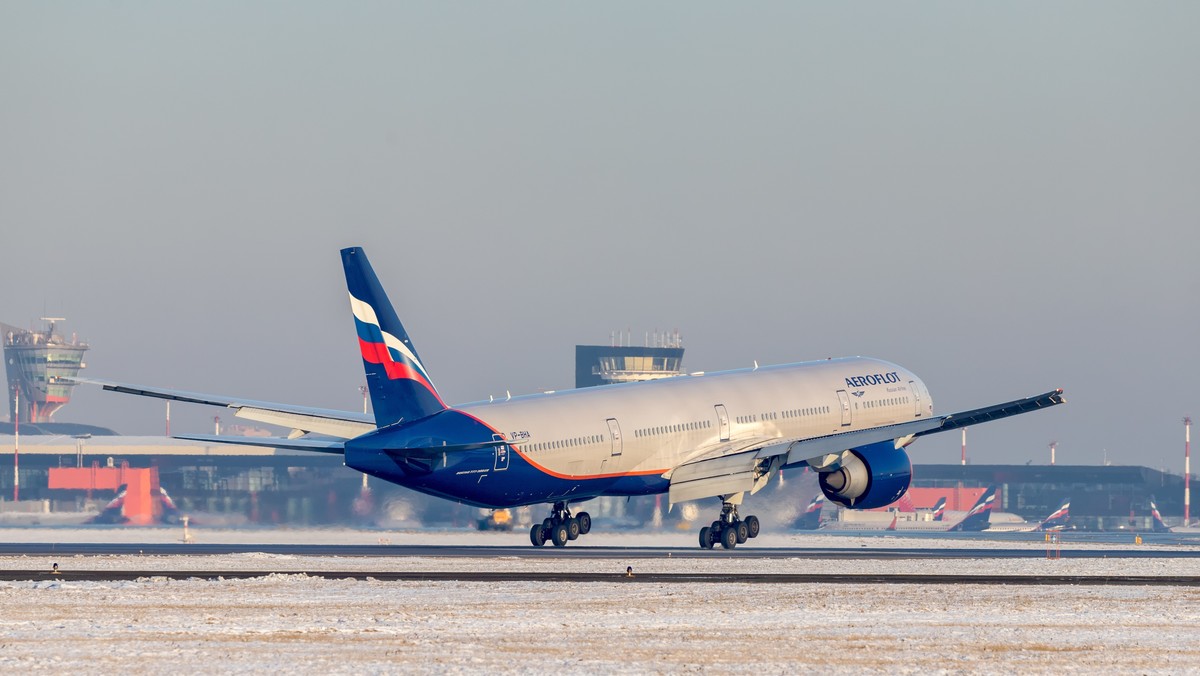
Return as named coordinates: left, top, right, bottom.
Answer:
left=575, top=331, right=684, bottom=388
left=3, top=319, right=88, bottom=423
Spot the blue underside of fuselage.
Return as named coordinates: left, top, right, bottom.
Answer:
left=343, top=410, right=669, bottom=508
left=350, top=446, right=668, bottom=508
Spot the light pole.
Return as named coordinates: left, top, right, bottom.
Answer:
left=12, top=386, right=18, bottom=502
left=1186, top=416, right=1192, bottom=526
left=360, top=385, right=368, bottom=415
left=74, top=434, right=91, bottom=468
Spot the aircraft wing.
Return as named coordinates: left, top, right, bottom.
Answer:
left=77, top=378, right=376, bottom=439
left=666, top=388, right=1064, bottom=505
left=912, top=388, right=1066, bottom=435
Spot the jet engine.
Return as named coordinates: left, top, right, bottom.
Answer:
left=816, top=440, right=912, bottom=509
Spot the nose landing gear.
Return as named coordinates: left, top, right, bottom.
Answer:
left=698, top=499, right=760, bottom=550
left=529, top=501, right=592, bottom=547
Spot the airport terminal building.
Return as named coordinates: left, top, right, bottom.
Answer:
left=908, top=464, right=1187, bottom=531
left=0, top=432, right=1190, bottom=531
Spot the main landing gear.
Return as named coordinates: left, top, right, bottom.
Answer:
left=698, top=500, right=760, bottom=550
left=529, top=501, right=592, bottom=548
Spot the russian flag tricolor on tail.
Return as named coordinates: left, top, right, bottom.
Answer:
left=964, top=488, right=996, bottom=518
left=1043, top=501, right=1069, bottom=522
left=804, top=494, right=824, bottom=515
left=1150, top=497, right=1172, bottom=533
left=342, top=247, right=447, bottom=427
left=931, top=497, right=947, bottom=521
left=349, top=292, right=441, bottom=395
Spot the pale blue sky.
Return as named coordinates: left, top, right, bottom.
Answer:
left=2, top=3, right=1197, bottom=469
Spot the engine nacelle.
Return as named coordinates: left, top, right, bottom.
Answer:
left=816, top=441, right=912, bottom=509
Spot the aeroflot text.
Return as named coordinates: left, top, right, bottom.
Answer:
left=845, top=372, right=902, bottom=388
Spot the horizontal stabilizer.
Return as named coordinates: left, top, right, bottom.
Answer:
left=174, top=434, right=346, bottom=454
left=74, top=378, right=374, bottom=439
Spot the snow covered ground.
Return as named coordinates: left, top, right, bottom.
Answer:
left=2, top=575, right=1199, bottom=674
left=2, top=528, right=1200, bottom=673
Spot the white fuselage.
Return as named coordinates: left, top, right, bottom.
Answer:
left=458, top=356, right=933, bottom=482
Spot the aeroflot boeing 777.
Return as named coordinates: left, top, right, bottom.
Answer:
left=95, top=247, right=1065, bottom=549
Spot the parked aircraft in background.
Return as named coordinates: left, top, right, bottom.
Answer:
left=794, top=493, right=826, bottom=530
left=1150, top=497, right=1172, bottom=533
left=1035, top=498, right=1072, bottom=532
left=819, top=487, right=996, bottom=532
left=930, top=497, right=947, bottom=522
left=947, top=487, right=998, bottom=532
left=92, top=247, right=1065, bottom=549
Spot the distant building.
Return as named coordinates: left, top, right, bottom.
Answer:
left=0, top=435, right=566, bottom=528
left=909, top=464, right=1188, bottom=531
left=575, top=331, right=685, bottom=388
left=3, top=319, right=88, bottom=423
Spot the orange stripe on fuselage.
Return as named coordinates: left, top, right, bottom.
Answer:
left=513, top=447, right=667, bottom=482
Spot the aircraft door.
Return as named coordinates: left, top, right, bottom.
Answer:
left=909, top=380, right=921, bottom=417
left=715, top=405, right=730, bottom=442
left=606, top=418, right=623, bottom=456
left=836, top=390, right=852, bottom=427
left=492, top=434, right=510, bottom=471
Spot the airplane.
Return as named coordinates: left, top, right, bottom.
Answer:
left=930, top=496, right=947, bottom=522
left=91, top=486, right=129, bottom=525
left=794, top=493, right=826, bottom=530
left=882, top=496, right=947, bottom=532
left=1149, top=497, right=1172, bottom=533
left=819, top=486, right=995, bottom=532
left=1034, top=498, right=1071, bottom=532
left=90, top=485, right=181, bottom=525
left=947, top=486, right=997, bottom=532
left=91, top=247, right=1066, bottom=549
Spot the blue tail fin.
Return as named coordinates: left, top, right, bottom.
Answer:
left=951, top=485, right=997, bottom=531
left=795, top=493, right=825, bottom=530
left=342, top=247, right=447, bottom=427
left=931, top=497, right=947, bottom=521
left=1037, top=498, right=1071, bottom=531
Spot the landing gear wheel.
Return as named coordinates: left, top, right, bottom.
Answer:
left=736, top=521, right=749, bottom=544
left=711, top=520, right=722, bottom=533
left=566, top=517, right=581, bottom=541
left=530, top=524, right=546, bottom=547
left=720, top=525, right=738, bottom=549
left=577, top=512, right=592, bottom=535
left=542, top=517, right=555, bottom=532
left=699, top=526, right=714, bottom=549
left=551, top=522, right=570, bottom=547
left=745, top=515, right=760, bottom=539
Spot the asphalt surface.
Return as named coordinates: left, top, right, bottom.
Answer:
left=5, top=569, right=1200, bottom=585
left=2, top=542, right=1200, bottom=559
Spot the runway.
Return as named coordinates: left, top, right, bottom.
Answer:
left=6, top=569, right=1200, bottom=585
left=3, top=541, right=1200, bottom=558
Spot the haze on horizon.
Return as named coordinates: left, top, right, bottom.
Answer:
left=1, top=3, right=1196, bottom=471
